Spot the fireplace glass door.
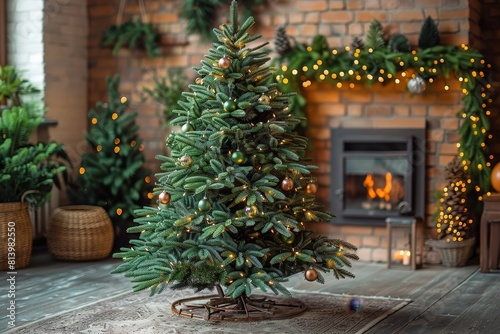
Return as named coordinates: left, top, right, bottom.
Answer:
left=343, top=154, right=410, bottom=217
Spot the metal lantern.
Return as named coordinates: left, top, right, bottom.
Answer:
left=386, top=217, right=424, bottom=270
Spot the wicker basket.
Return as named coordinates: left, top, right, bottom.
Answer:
left=0, top=201, right=33, bottom=270
left=428, top=237, right=476, bottom=267
left=47, top=205, right=114, bottom=261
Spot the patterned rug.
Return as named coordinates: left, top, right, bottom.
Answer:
left=8, top=289, right=411, bottom=334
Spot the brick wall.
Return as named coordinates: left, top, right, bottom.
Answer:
left=43, top=0, right=89, bottom=189
left=86, top=0, right=499, bottom=262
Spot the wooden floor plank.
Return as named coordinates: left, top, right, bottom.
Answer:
left=1, top=249, right=499, bottom=333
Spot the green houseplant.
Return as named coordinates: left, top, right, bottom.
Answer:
left=0, top=66, right=70, bottom=270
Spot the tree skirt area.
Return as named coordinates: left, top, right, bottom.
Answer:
left=9, top=289, right=411, bottom=334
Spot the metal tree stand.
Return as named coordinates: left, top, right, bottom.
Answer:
left=171, top=285, right=307, bottom=322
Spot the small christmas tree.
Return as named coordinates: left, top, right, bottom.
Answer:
left=113, top=1, right=357, bottom=320
left=69, top=76, right=151, bottom=233
left=436, top=157, right=474, bottom=242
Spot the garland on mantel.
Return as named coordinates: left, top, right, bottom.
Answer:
left=273, top=19, right=494, bottom=209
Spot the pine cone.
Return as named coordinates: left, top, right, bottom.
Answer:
left=445, top=156, right=468, bottom=183
left=351, top=36, right=364, bottom=50
left=275, top=25, right=291, bottom=56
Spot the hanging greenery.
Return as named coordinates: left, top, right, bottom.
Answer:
left=101, top=19, right=160, bottom=58
left=273, top=18, right=494, bottom=217
left=179, top=0, right=266, bottom=41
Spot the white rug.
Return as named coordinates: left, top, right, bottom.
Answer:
left=8, top=289, right=411, bottom=334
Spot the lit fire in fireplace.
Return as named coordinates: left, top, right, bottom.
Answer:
left=362, top=173, right=403, bottom=210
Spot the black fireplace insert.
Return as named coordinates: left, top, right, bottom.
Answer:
left=330, top=128, right=426, bottom=226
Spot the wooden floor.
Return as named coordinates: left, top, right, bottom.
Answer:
left=1, top=245, right=500, bottom=333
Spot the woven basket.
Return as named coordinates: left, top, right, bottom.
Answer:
left=0, top=201, right=33, bottom=270
left=47, top=205, right=114, bottom=261
left=428, top=237, right=476, bottom=267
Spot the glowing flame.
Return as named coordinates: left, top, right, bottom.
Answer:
left=363, top=173, right=393, bottom=201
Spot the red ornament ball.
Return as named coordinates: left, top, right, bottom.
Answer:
left=306, top=182, right=318, bottom=194
left=281, top=177, right=294, bottom=191
left=305, top=268, right=318, bottom=281
left=159, top=191, right=171, bottom=205
left=218, top=57, right=232, bottom=69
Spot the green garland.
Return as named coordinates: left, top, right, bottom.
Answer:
left=274, top=33, right=493, bottom=209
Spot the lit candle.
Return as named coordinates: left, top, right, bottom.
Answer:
left=403, top=250, right=411, bottom=266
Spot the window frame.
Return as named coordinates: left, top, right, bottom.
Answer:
left=0, top=0, right=6, bottom=66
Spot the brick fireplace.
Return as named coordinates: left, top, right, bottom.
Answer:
left=302, top=81, right=462, bottom=263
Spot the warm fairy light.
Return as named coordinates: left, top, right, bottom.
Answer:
left=130, top=140, right=137, bottom=147
left=281, top=65, right=288, bottom=71
left=79, top=167, right=85, bottom=174
left=302, top=66, right=308, bottom=72
left=91, top=117, right=98, bottom=124
left=145, top=176, right=151, bottom=183
left=96, top=145, right=102, bottom=152
left=147, top=192, right=153, bottom=199
left=116, top=208, right=123, bottom=215
left=114, top=138, right=120, bottom=144
left=332, top=49, right=338, bottom=55
left=306, top=46, right=312, bottom=52
left=112, top=113, right=118, bottom=120
left=120, top=96, right=127, bottom=103
left=114, top=146, right=120, bottom=153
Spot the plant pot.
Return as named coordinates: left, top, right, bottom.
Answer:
left=428, top=237, right=476, bottom=267
left=47, top=205, right=114, bottom=261
left=0, top=201, right=33, bottom=270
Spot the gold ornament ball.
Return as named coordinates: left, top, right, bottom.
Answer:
left=245, top=205, right=258, bottom=218
left=306, top=182, right=318, bottom=194
left=281, top=177, right=294, bottom=191
left=218, top=57, right=232, bottom=69
left=159, top=191, right=171, bottom=204
left=305, top=268, right=318, bottom=281
left=179, top=154, right=193, bottom=168
left=258, top=95, right=270, bottom=105
left=492, top=162, right=500, bottom=192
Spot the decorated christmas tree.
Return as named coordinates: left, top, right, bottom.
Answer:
left=113, top=1, right=357, bottom=320
left=69, top=76, right=152, bottom=234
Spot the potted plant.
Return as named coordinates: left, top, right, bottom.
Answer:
left=0, top=66, right=70, bottom=270
left=428, top=156, right=476, bottom=266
